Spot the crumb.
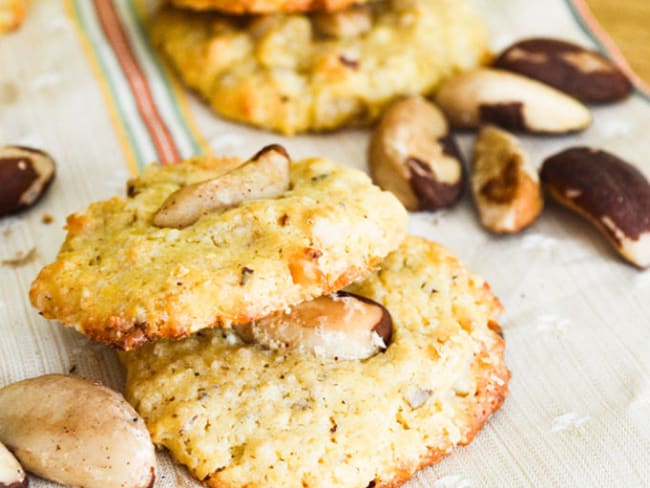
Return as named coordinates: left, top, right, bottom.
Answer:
left=0, top=81, right=18, bottom=105
left=42, top=213, right=54, bottom=224
left=1, top=247, right=37, bottom=267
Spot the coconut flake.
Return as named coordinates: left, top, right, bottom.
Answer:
left=551, top=412, right=589, bottom=433
left=535, top=314, right=570, bottom=334
left=209, top=132, right=245, bottom=152
left=30, top=72, right=63, bottom=91
left=521, top=233, right=558, bottom=251
left=597, top=118, right=632, bottom=139
left=635, top=272, right=650, bottom=289
left=433, top=475, right=473, bottom=488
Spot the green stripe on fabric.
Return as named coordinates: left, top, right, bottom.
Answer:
left=125, top=0, right=203, bottom=157
left=564, top=0, right=650, bottom=104
left=72, top=0, right=149, bottom=169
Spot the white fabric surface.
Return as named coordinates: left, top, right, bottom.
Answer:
left=0, top=0, right=648, bottom=486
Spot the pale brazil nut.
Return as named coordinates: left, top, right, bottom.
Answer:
left=0, top=146, right=56, bottom=217
left=235, top=291, right=393, bottom=360
left=0, top=375, right=156, bottom=488
left=541, top=147, right=650, bottom=268
left=472, top=126, right=543, bottom=233
left=313, top=5, right=372, bottom=39
left=434, top=68, right=591, bottom=134
left=0, top=441, right=27, bottom=488
left=154, top=144, right=291, bottom=228
left=369, top=96, right=465, bottom=211
left=494, top=38, right=632, bottom=103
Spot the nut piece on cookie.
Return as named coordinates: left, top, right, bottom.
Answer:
left=435, top=68, right=591, bottom=134
left=0, top=146, right=56, bottom=217
left=541, top=147, right=650, bottom=268
left=169, top=0, right=370, bottom=14
left=472, top=125, right=542, bottom=233
left=0, top=0, right=26, bottom=35
left=369, top=96, right=464, bottom=211
left=154, top=144, right=290, bottom=228
left=0, top=440, right=27, bottom=488
left=313, top=6, right=372, bottom=39
left=236, top=291, right=392, bottom=360
left=494, top=38, right=632, bottom=103
left=0, top=375, right=156, bottom=488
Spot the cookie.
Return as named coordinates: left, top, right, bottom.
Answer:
left=170, top=0, right=369, bottom=14
left=151, top=0, right=489, bottom=134
left=30, top=149, right=407, bottom=350
left=0, top=0, right=26, bottom=35
left=121, top=236, right=510, bottom=487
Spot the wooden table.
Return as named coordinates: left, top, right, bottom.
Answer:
left=586, top=0, right=650, bottom=83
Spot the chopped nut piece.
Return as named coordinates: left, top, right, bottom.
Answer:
left=472, top=126, right=542, bottom=233
left=1, top=247, right=37, bottom=267
left=313, top=6, right=371, bottom=39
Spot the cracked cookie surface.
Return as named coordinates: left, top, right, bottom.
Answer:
left=30, top=155, right=407, bottom=349
left=121, top=236, right=509, bottom=487
left=151, top=0, right=488, bottom=134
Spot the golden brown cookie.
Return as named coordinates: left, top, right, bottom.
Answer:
left=121, top=236, right=509, bottom=487
left=30, top=150, right=407, bottom=350
left=151, top=0, right=489, bottom=134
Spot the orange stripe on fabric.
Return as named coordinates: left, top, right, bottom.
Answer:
left=572, top=0, right=650, bottom=96
left=131, top=0, right=212, bottom=157
left=64, top=0, right=140, bottom=177
left=93, top=0, right=182, bottom=164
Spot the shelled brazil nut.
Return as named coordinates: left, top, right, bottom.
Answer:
left=435, top=68, right=591, bottom=134
left=494, top=38, right=632, bottom=103
left=472, top=126, right=543, bottom=233
left=0, top=146, right=56, bottom=217
left=0, top=441, right=26, bottom=488
left=369, top=96, right=465, bottom=211
left=0, top=375, right=156, bottom=488
left=541, top=147, right=650, bottom=268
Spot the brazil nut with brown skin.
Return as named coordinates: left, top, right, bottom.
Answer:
left=494, top=38, right=632, bottom=103
left=153, top=144, right=291, bottom=228
left=235, top=292, right=393, bottom=360
left=0, top=441, right=27, bottom=488
left=541, top=147, right=650, bottom=268
left=0, top=375, right=156, bottom=488
left=435, top=68, right=591, bottom=134
left=369, top=96, right=465, bottom=211
left=472, top=126, right=543, bottom=233
left=0, top=146, right=56, bottom=217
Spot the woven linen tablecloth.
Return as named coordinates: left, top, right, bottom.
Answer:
left=0, top=1, right=648, bottom=486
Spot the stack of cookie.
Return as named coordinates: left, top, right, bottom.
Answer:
left=30, top=144, right=509, bottom=487
left=151, top=0, right=489, bottom=134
